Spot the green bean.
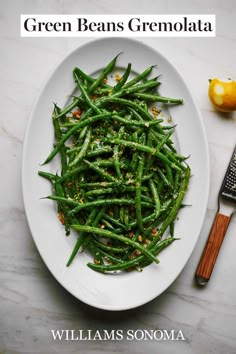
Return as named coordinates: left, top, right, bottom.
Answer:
left=165, top=163, right=174, bottom=186
left=43, top=113, right=112, bottom=164
left=46, top=195, right=79, bottom=207
left=78, top=125, right=89, bottom=140
left=66, top=208, right=97, bottom=266
left=135, top=134, right=146, bottom=233
left=66, top=145, right=82, bottom=155
left=38, top=171, right=56, bottom=181
left=69, top=128, right=91, bottom=168
left=93, top=239, right=128, bottom=254
left=153, top=176, right=165, bottom=195
left=53, top=177, right=81, bottom=233
left=93, top=207, right=107, bottom=227
left=87, top=168, right=190, bottom=273
left=174, top=171, right=181, bottom=192
left=54, top=97, right=83, bottom=120
left=162, top=147, right=187, bottom=171
left=79, top=181, right=115, bottom=189
left=149, top=179, right=161, bottom=218
left=123, top=65, right=155, bottom=89
left=55, top=166, right=85, bottom=184
left=156, top=168, right=172, bottom=189
left=107, top=138, right=182, bottom=172
left=61, top=114, right=163, bottom=129
left=86, top=146, right=113, bottom=158
left=140, top=237, right=177, bottom=268
left=130, top=132, right=139, bottom=171
left=128, top=107, right=143, bottom=121
left=114, top=127, right=124, bottom=180
left=85, top=187, right=115, bottom=196
left=86, top=159, right=114, bottom=168
left=71, top=225, right=159, bottom=264
left=84, top=185, right=146, bottom=197
left=85, top=240, right=105, bottom=265
left=90, top=168, right=190, bottom=272
left=148, top=166, right=191, bottom=245
left=95, top=247, right=125, bottom=264
left=100, top=97, right=154, bottom=120
left=130, top=92, right=183, bottom=104
left=144, top=130, right=172, bottom=174
left=113, top=63, right=131, bottom=93
left=73, top=67, right=112, bottom=89
left=73, top=71, right=101, bottom=114
left=112, top=115, right=163, bottom=127
left=100, top=218, right=116, bottom=231
left=143, top=200, right=173, bottom=237
left=87, top=257, right=140, bottom=272
left=73, top=67, right=95, bottom=84
left=113, top=80, right=161, bottom=98
left=52, top=105, right=68, bottom=175
left=103, top=214, right=127, bottom=231
left=39, top=56, right=191, bottom=273
left=156, top=130, right=174, bottom=151
left=88, top=53, right=121, bottom=93
left=123, top=206, right=129, bottom=227
left=83, top=159, right=118, bottom=183
left=68, top=198, right=154, bottom=215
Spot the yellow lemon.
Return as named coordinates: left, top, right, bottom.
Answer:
left=208, top=78, right=236, bottom=112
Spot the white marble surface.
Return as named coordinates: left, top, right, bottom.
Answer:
left=1, top=1, right=236, bottom=353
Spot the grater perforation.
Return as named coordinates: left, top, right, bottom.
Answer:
left=220, top=146, right=236, bottom=203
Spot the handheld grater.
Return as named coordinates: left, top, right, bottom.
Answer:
left=196, top=145, right=236, bottom=285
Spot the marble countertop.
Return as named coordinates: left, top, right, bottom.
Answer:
left=1, top=1, right=236, bottom=353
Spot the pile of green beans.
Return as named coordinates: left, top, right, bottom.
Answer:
left=39, top=54, right=191, bottom=273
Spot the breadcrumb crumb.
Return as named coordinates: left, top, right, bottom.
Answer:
left=72, top=108, right=82, bottom=119
left=138, top=235, right=143, bottom=242
left=151, top=106, right=159, bottom=117
left=115, top=74, right=121, bottom=82
left=58, top=212, right=65, bottom=225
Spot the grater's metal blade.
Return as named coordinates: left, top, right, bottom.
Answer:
left=220, top=145, right=236, bottom=204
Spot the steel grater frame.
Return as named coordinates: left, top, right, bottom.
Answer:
left=196, top=144, right=236, bottom=285
left=220, top=145, right=236, bottom=204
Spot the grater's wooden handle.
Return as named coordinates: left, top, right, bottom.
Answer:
left=195, top=213, right=231, bottom=285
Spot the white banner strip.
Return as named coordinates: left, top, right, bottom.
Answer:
left=21, top=14, right=216, bottom=37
